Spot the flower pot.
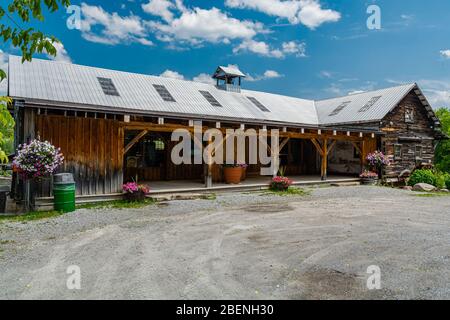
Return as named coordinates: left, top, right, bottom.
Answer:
left=361, top=177, right=378, bottom=186
left=125, top=191, right=147, bottom=202
left=224, top=167, right=242, bottom=184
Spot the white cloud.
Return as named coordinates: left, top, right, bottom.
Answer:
left=225, top=0, right=341, bottom=29
left=246, top=69, right=284, bottom=81
left=440, top=50, right=450, bottom=59
left=147, top=6, right=264, bottom=45
left=319, top=70, right=332, bottom=78
left=416, top=79, right=450, bottom=108
left=193, top=73, right=215, bottom=84
left=282, top=41, right=307, bottom=57
left=297, top=0, right=340, bottom=29
left=142, top=0, right=175, bottom=22
left=233, top=39, right=283, bottom=58
left=0, top=50, right=8, bottom=95
left=160, top=69, right=185, bottom=80
left=234, top=39, right=306, bottom=58
left=80, top=3, right=153, bottom=46
left=48, top=41, right=72, bottom=63
left=263, top=70, right=283, bottom=78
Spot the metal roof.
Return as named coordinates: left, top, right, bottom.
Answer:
left=315, top=84, right=417, bottom=125
left=8, top=55, right=431, bottom=128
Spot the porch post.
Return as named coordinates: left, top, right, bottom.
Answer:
left=205, top=135, right=213, bottom=188
left=321, top=138, right=328, bottom=181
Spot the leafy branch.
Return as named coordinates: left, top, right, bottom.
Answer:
left=0, top=0, right=71, bottom=81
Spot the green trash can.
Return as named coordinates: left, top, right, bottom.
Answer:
left=53, top=173, right=76, bottom=213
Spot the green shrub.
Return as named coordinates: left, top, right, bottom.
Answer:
left=445, top=174, right=450, bottom=190
left=408, top=170, right=437, bottom=187
left=434, top=172, right=446, bottom=189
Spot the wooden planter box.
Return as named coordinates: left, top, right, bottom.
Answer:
left=361, top=177, right=378, bottom=186
left=124, top=191, right=147, bottom=202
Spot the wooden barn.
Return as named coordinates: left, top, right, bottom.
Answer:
left=6, top=56, right=443, bottom=204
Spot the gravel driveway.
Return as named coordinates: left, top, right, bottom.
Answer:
left=1, top=186, right=450, bottom=300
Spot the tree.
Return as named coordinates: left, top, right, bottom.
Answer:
left=435, top=107, right=450, bottom=173
left=0, top=97, right=13, bottom=163
left=0, top=0, right=70, bottom=163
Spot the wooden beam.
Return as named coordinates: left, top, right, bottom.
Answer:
left=122, top=121, right=375, bottom=142
left=123, top=130, right=147, bottom=155
left=327, top=140, right=337, bottom=155
left=311, top=138, right=324, bottom=156
left=351, top=141, right=362, bottom=154
left=280, top=137, right=290, bottom=150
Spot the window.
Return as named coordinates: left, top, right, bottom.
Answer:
left=405, top=107, right=415, bottom=123
left=415, top=145, right=423, bottom=159
left=394, top=144, right=402, bottom=160
left=153, top=84, right=176, bottom=102
left=329, top=101, right=351, bottom=116
left=247, top=97, right=270, bottom=112
left=358, top=96, right=382, bottom=112
left=199, top=90, right=222, bottom=107
left=154, top=139, right=165, bottom=151
left=97, top=77, right=120, bottom=96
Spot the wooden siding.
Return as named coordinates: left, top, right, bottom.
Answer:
left=35, top=115, right=124, bottom=196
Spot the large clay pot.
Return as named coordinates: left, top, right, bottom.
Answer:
left=224, top=167, right=242, bottom=184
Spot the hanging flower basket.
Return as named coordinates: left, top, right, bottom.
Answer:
left=13, top=139, right=64, bottom=180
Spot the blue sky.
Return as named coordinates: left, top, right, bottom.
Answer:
left=1, top=0, right=450, bottom=107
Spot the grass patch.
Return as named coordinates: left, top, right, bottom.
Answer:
left=411, top=192, right=450, bottom=198
left=77, top=198, right=156, bottom=210
left=0, top=210, right=65, bottom=223
left=264, top=187, right=311, bottom=196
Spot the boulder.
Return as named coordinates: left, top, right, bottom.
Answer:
left=440, top=189, right=449, bottom=193
left=413, top=183, right=437, bottom=192
left=402, top=186, right=413, bottom=191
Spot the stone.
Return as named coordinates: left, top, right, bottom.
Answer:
left=440, top=189, right=449, bottom=193
left=412, top=183, right=437, bottom=192
left=402, top=186, right=413, bottom=191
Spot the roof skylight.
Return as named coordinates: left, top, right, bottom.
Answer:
left=329, top=101, right=351, bottom=116
left=153, top=84, right=176, bottom=102
left=358, top=96, right=382, bottom=112
left=97, top=77, right=120, bottom=96
left=247, top=97, right=270, bottom=112
left=199, top=90, right=222, bottom=107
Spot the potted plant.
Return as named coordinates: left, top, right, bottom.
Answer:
left=366, top=151, right=390, bottom=178
left=238, top=163, right=248, bottom=181
left=360, top=170, right=379, bottom=185
left=13, top=138, right=64, bottom=211
left=270, top=176, right=293, bottom=191
left=223, top=164, right=242, bottom=184
left=123, top=182, right=150, bottom=202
